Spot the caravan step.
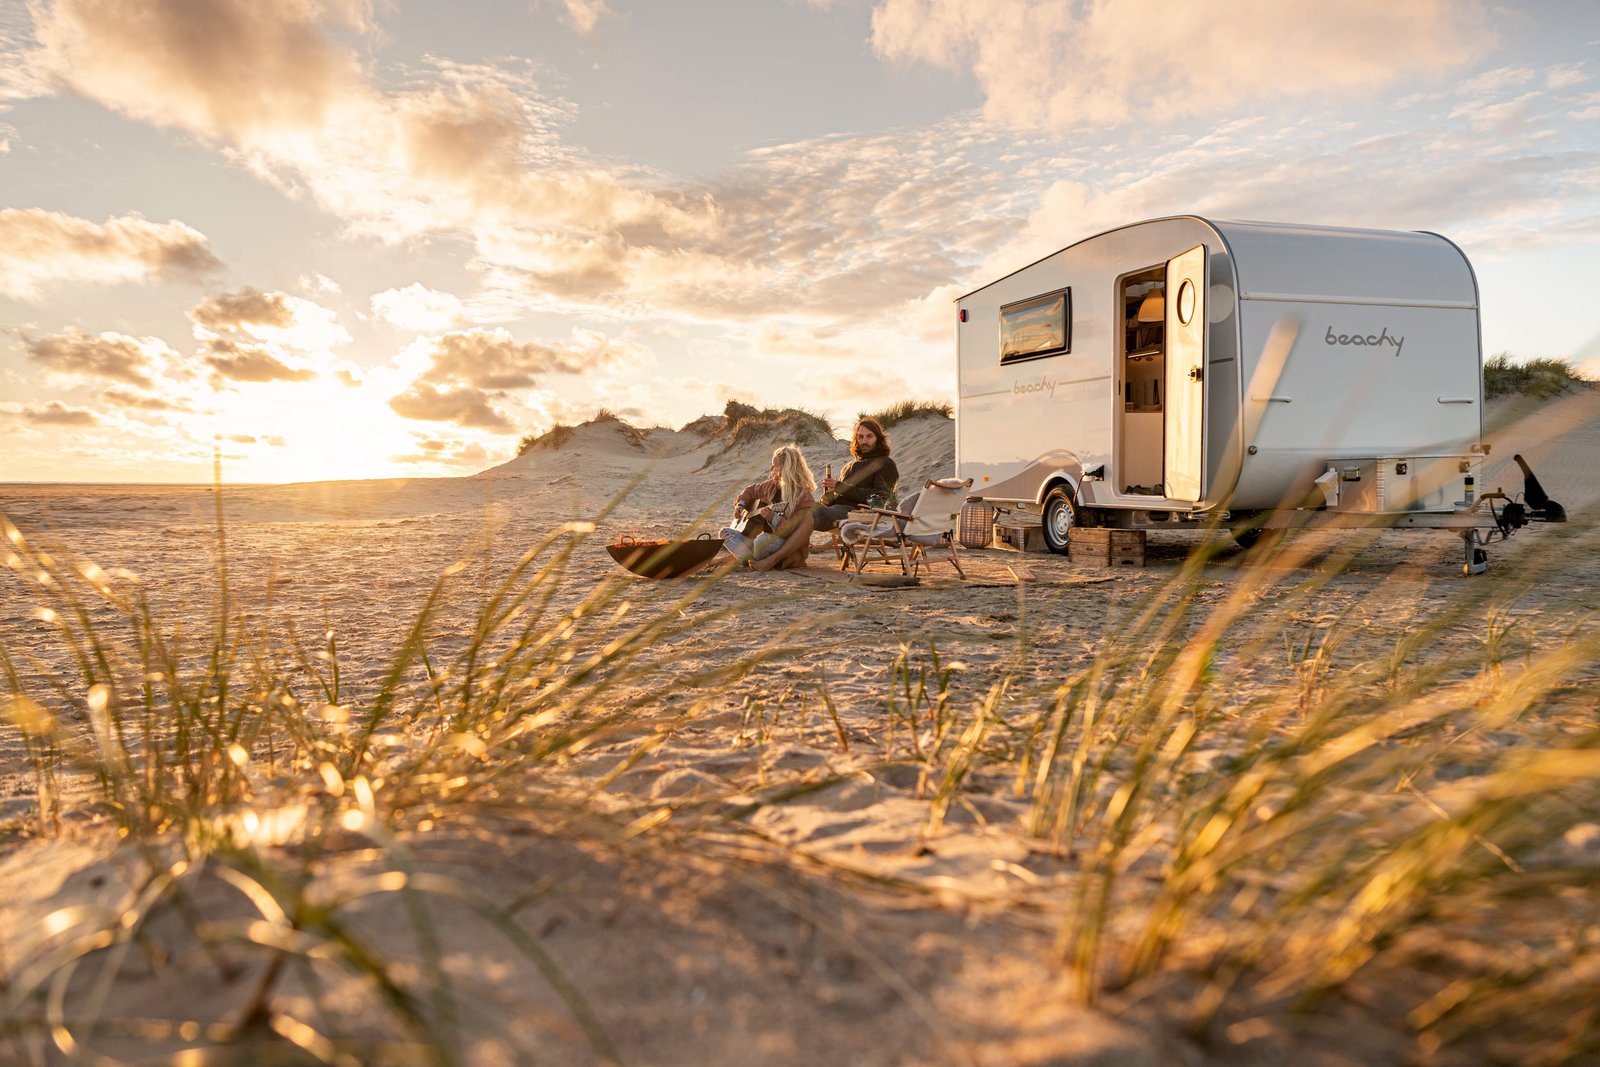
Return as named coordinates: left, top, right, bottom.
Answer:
left=993, top=521, right=1047, bottom=553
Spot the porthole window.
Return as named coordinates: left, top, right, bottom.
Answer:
left=1176, top=279, right=1196, bottom=326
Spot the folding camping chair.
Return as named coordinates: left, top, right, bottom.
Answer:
left=837, top=477, right=973, bottom=579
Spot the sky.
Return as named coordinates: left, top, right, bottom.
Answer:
left=1, top=0, right=1598, bottom=484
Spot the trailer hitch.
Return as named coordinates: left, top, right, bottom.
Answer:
left=1457, top=487, right=1541, bottom=575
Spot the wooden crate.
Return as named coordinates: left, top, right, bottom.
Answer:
left=993, top=521, right=1046, bottom=553
left=1068, top=527, right=1145, bottom=566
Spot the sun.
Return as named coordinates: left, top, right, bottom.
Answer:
left=197, top=376, right=467, bottom=484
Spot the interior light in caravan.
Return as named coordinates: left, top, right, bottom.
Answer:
left=1136, top=290, right=1164, bottom=322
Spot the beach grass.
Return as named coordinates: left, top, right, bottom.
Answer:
left=0, top=500, right=857, bottom=1064
left=737, top=515, right=1600, bottom=1059
left=1484, top=353, right=1593, bottom=399
left=909, top=519, right=1600, bottom=1058
left=4, top=494, right=1599, bottom=1064
left=859, top=400, right=954, bottom=429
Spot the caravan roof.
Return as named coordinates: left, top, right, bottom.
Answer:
left=958, top=216, right=1478, bottom=310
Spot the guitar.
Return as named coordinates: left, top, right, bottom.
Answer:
left=731, top=500, right=788, bottom=537
left=730, top=510, right=769, bottom=537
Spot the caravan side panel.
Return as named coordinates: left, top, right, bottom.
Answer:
left=955, top=254, right=1114, bottom=496
left=957, top=217, right=1231, bottom=503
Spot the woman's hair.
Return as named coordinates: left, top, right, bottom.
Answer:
left=772, top=444, right=816, bottom=504
left=850, top=417, right=892, bottom=460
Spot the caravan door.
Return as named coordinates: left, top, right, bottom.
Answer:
left=1163, top=245, right=1207, bottom=502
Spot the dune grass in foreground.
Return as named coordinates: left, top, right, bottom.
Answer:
left=0, top=506, right=836, bottom=1065
left=2, top=505, right=1599, bottom=1064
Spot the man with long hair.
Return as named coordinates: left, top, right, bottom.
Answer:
left=814, top=417, right=898, bottom=528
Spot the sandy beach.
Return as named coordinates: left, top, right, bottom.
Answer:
left=3, top=393, right=1599, bottom=1066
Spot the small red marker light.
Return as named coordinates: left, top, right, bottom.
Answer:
left=959, top=309, right=968, bottom=322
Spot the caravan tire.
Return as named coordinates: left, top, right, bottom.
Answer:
left=1041, top=486, right=1078, bottom=555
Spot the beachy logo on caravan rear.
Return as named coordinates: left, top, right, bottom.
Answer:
left=1325, top=325, right=1405, bottom=358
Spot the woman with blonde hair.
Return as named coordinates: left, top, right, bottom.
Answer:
left=722, top=443, right=819, bottom=570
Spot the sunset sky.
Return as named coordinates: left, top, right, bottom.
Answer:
left=2, top=0, right=1598, bottom=484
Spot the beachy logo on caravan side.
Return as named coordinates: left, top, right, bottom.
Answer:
left=1014, top=373, right=1057, bottom=399
left=1325, top=325, right=1405, bottom=358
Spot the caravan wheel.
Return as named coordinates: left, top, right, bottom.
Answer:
left=1041, top=486, right=1078, bottom=555
left=1228, top=511, right=1283, bottom=551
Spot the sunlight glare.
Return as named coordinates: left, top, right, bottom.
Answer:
left=201, top=374, right=481, bottom=483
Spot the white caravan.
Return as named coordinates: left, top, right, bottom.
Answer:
left=954, top=216, right=1563, bottom=569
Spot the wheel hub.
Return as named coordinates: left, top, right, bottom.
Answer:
left=1048, top=503, right=1073, bottom=539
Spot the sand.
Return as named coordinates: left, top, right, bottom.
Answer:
left=2, top=396, right=1598, bottom=1066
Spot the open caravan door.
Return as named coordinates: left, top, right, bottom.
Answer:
left=1163, top=245, right=1207, bottom=502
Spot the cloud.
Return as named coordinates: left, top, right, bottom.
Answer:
left=954, top=105, right=1600, bottom=290
left=300, top=272, right=342, bottom=295
left=750, top=321, right=954, bottom=414
left=467, top=119, right=1016, bottom=322
left=101, top=387, right=191, bottom=412
left=371, top=283, right=465, bottom=333
left=189, top=288, right=352, bottom=355
left=347, top=76, right=717, bottom=243
left=0, top=208, right=222, bottom=299
left=420, top=330, right=569, bottom=388
left=388, top=382, right=515, bottom=432
left=391, top=435, right=492, bottom=467
left=386, top=326, right=651, bottom=432
left=189, top=288, right=295, bottom=332
left=36, top=0, right=711, bottom=252
left=32, top=0, right=371, bottom=141
left=406, top=326, right=638, bottom=389
left=0, top=11, right=49, bottom=101
left=1547, top=65, right=1588, bottom=91
left=753, top=321, right=872, bottom=365
left=23, top=0, right=721, bottom=299
left=551, top=0, right=611, bottom=35
left=19, top=401, right=98, bottom=426
left=203, top=340, right=318, bottom=383
left=1570, top=92, right=1600, bottom=121
left=806, top=358, right=926, bottom=414
left=869, top=0, right=1493, bottom=130
left=19, top=0, right=992, bottom=332
left=16, top=0, right=1581, bottom=445
left=1450, top=91, right=1541, bottom=134
left=25, top=327, right=172, bottom=388
left=1461, top=66, right=1537, bottom=94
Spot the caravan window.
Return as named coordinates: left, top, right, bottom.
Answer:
left=999, top=289, right=1070, bottom=364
